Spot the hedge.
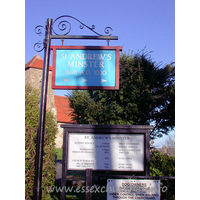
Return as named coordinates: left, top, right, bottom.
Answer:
left=25, top=84, right=57, bottom=199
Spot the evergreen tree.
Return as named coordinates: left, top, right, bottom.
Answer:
left=68, top=50, right=175, bottom=139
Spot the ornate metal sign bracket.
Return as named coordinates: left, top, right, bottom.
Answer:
left=34, top=15, right=118, bottom=52
left=33, top=15, right=119, bottom=200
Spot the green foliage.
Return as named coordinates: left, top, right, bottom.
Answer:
left=25, top=84, right=57, bottom=199
left=55, top=148, right=63, bottom=160
left=150, top=150, right=175, bottom=176
left=68, top=50, right=175, bottom=139
left=150, top=150, right=175, bottom=199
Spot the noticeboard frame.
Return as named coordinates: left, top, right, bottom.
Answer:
left=60, top=124, right=152, bottom=175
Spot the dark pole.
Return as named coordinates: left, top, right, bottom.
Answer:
left=61, top=130, right=68, bottom=200
left=34, top=18, right=52, bottom=200
left=85, top=169, right=93, bottom=200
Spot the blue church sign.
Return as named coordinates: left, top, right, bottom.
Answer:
left=51, top=46, right=123, bottom=90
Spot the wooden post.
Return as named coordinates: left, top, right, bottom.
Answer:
left=145, top=130, right=150, bottom=176
left=85, top=169, right=93, bottom=200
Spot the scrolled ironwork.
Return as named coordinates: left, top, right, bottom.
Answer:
left=55, top=19, right=71, bottom=35
left=34, top=41, right=45, bottom=52
left=79, top=24, right=84, bottom=30
left=52, top=15, right=113, bottom=36
left=34, top=25, right=45, bottom=52
left=34, top=25, right=45, bottom=36
left=53, top=15, right=73, bottom=35
left=104, top=27, right=113, bottom=36
left=33, top=15, right=115, bottom=52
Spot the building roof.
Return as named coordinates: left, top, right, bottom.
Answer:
left=25, top=54, right=52, bottom=71
left=54, top=95, right=76, bottom=123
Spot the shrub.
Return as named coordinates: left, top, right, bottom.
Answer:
left=150, top=149, right=175, bottom=177
left=25, top=84, right=57, bottom=199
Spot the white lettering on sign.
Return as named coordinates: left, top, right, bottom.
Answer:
left=65, top=70, right=77, bottom=75
left=67, top=61, right=105, bottom=68
left=61, top=53, right=67, bottom=59
left=94, top=70, right=107, bottom=75
left=61, top=53, right=112, bottom=60
left=80, top=70, right=91, bottom=75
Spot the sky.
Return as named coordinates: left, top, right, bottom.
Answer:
left=25, top=0, right=175, bottom=147
left=26, top=0, right=175, bottom=65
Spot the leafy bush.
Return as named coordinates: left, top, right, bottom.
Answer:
left=25, top=84, right=57, bottom=199
left=150, top=150, right=175, bottom=200
left=150, top=149, right=175, bottom=177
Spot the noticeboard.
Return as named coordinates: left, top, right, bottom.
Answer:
left=61, top=124, right=152, bottom=173
left=51, top=46, right=123, bottom=90
left=68, top=133, right=144, bottom=171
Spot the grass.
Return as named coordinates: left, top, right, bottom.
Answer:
left=55, top=148, right=62, bottom=160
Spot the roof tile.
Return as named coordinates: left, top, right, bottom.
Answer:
left=25, top=54, right=52, bottom=71
left=54, top=95, right=76, bottom=123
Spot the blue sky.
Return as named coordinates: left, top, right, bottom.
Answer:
left=25, top=0, right=174, bottom=64
left=25, top=0, right=175, bottom=147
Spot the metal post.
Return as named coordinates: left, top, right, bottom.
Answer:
left=34, top=18, right=52, bottom=200
left=61, top=130, right=68, bottom=200
left=86, top=169, right=93, bottom=200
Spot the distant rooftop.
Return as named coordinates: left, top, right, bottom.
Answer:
left=54, top=95, right=76, bottom=124
left=25, top=54, right=52, bottom=71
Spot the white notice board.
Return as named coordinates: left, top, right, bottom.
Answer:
left=68, top=133, right=144, bottom=171
left=107, top=179, right=160, bottom=200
